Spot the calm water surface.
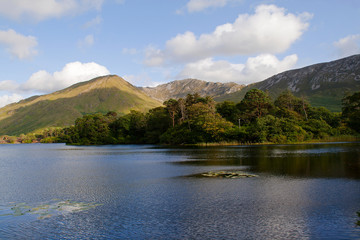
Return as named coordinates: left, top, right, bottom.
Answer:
left=0, top=142, right=359, bottom=239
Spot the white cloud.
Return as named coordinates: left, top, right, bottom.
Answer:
left=178, top=54, right=298, bottom=84
left=0, top=80, right=19, bottom=92
left=122, top=48, right=138, bottom=55
left=83, top=15, right=102, bottom=28
left=21, top=61, right=110, bottom=93
left=0, top=29, right=38, bottom=59
left=123, top=73, right=161, bottom=87
left=0, top=93, right=24, bottom=108
left=146, top=5, right=311, bottom=65
left=0, top=61, right=110, bottom=106
left=78, top=34, right=94, bottom=48
left=334, top=34, right=360, bottom=58
left=0, top=0, right=104, bottom=21
left=186, top=0, right=234, bottom=12
left=144, top=46, right=165, bottom=66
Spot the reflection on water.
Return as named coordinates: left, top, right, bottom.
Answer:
left=0, top=143, right=359, bottom=239
left=172, top=143, right=360, bottom=179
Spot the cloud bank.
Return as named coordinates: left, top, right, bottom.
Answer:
left=178, top=54, right=298, bottom=84
left=21, top=61, right=110, bottom=93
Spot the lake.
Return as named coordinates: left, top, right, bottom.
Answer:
left=0, top=142, right=359, bottom=239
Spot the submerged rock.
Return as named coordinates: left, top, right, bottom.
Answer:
left=0, top=200, right=102, bottom=220
left=198, top=170, right=258, bottom=178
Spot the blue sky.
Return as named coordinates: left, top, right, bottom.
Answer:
left=0, top=0, right=359, bottom=107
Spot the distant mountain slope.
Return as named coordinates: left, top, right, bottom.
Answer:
left=215, top=54, right=360, bottom=111
left=0, top=75, right=161, bottom=135
left=140, top=78, right=244, bottom=101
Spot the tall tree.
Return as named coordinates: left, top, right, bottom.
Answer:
left=216, top=101, right=240, bottom=124
left=164, top=99, right=178, bottom=127
left=178, top=98, right=186, bottom=124
left=128, top=110, right=147, bottom=143
left=145, top=107, right=172, bottom=143
left=342, top=91, right=360, bottom=132
left=72, top=113, right=115, bottom=145
left=275, top=91, right=309, bottom=120
left=237, top=89, right=273, bottom=122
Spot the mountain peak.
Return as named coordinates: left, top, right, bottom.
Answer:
left=140, top=78, right=244, bottom=101
left=0, top=75, right=161, bottom=135
left=59, top=75, right=132, bottom=93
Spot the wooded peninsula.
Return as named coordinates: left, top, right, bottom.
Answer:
left=1, top=89, right=359, bottom=145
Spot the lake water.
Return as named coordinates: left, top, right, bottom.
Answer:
left=0, top=142, right=359, bottom=239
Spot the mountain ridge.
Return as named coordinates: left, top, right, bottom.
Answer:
left=214, top=54, right=360, bottom=111
left=139, top=78, right=244, bottom=102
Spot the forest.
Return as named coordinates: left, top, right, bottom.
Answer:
left=2, top=89, right=359, bottom=145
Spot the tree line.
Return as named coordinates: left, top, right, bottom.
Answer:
left=2, top=89, right=359, bottom=145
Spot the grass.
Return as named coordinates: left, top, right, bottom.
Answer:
left=190, top=135, right=359, bottom=146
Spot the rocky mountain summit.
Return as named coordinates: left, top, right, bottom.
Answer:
left=255, top=54, right=360, bottom=93
left=140, top=79, right=244, bottom=101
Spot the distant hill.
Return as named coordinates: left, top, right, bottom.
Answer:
left=0, top=75, right=161, bottom=135
left=215, top=54, right=360, bottom=111
left=139, top=78, right=243, bottom=102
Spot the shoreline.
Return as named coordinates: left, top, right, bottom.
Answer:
left=189, top=136, right=360, bottom=147
left=1, top=135, right=359, bottom=146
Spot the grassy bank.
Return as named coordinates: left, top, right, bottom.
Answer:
left=191, top=135, right=360, bottom=146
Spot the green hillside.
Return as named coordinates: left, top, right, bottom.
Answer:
left=215, top=54, right=360, bottom=112
left=0, top=75, right=161, bottom=135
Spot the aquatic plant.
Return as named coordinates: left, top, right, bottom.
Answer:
left=0, top=200, right=102, bottom=220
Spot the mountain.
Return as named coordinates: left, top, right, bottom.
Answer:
left=1, top=55, right=358, bottom=136
left=215, top=54, right=360, bottom=111
left=0, top=75, right=162, bottom=135
left=139, top=78, right=244, bottom=102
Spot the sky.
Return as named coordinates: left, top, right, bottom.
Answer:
left=0, top=0, right=359, bottom=107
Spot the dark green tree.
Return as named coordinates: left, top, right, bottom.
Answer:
left=237, top=89, right=273, bottom=123
left=216, top=101, right=240, bottom=124
left=301, top=119, right=332, bottom=139
left=71, top=113, right=116, bottom=145
left=164, top=99, right=178, bottom=127
left=128, top=110, right=147, bottom=143
left=145, top=107, right=172, bottom=143
left=308, top=106, right=340, bottom=128
left=109, top=115, right=131, bottom=143
left=342, top=91, right=360, bottom=132
left=274, top=91, right=309, bottom=120
left=161, top=94, right=234, bottom=144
